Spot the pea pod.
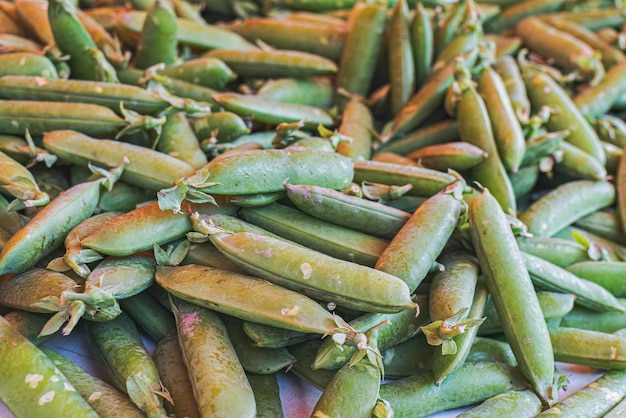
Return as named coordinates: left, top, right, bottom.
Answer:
left=86, top=313, right=169, bottom=418
left=81, top=199, right=233, bottom=257
left=0, top=268, right=121, bottom=336
left=134, top=0, right=177, bottom=69
left=0, top=316, right=100, bottom=418
left=550, top=327, right=626, bottom=369
left=0, top=151, right=49, bottom=211
left=171, top=298, right=256, bottom=418
left=224, top=317, right=295, bottom=374
left=246, top=373, right=283, bottom=418
left=352, top=159, right=457, bottom=198
left=0, top=76, right=212, bottom=116
left=458, top=389, right=542, bottom=418
left=205, top=48, right=337, bottom=79
left=566, top=261, right=626, bottom=297
left=492, top=55, right=530, bottom=123
left=407, top=141, right=488, bottom=171
left=43, top=130, right=195, bottom=190
left=334, top=0, right=386, bottom=108
left=212, top=92, right=334, bottom=129
left=336, top=99, right=373, bottom=160
left=48, top=0, right=117, bottom=81
left=469, top=189, right=557, bottom=406
left=41, top=347, right=144, bottom=418
left=519, top=180, right=615, bottom=237
left=375, top=180, right=465, bottom=292
left=379, top=362, right=526, bottom=418
left=230, top=17, right=346, bottom=61
left=522, top=60, right=606, bottom=165
left=1, top=101, right=165, bottom=139
left=207, top=230, right=417, bottom=314
left=516, top=235, right=591, bottom=268
left=575, top=211, right=626, bottom=246
left=156, top=263, right=342, bottom=335
left=157, top=148, right=352, bottom=212
left=157, top=57, right=236, bottom=89
left=242, top=321, right=314, bottom=349
left=538, top=368, right=626, bottom=417
left=152, top=334, right=201, bottom=418
left=240, top=202, right=389, bottom=267
left=0, top=162, right=124, bottom=275
left=0, top=52, right=58, bottom=78
left=3, top=310, right=52, bottom=346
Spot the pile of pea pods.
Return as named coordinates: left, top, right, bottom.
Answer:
left=3, top=0, right=626, bottom=416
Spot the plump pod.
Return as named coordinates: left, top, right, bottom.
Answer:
left=172, top=298, right=256, bottom=418
left=209, top=231, right=417, bottom=313
left=0, top=316, right=100, bottom=417
left=469, top=189, right=556, bottom=406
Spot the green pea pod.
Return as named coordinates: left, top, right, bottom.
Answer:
left=152, top=334, right=201, bottom=418
left=224, top=317, right=295, bottom=374
left=449, top=63, right=517, bottom=215
left=388, top=0, right=415, bottom=115
left=431, top=278, right=489, bottom=385
left=246, top=373, right=283, bottom=418
left=492, top=55, right=530, bottom=123
left=41, top=347, right=145, bottom=418
left=377, top=119, right=459, bottom=156
left=0, top=162, right=124, bottom=275
left=575, top=211, right=626, bottom=246
left=516, top=235, right=591, bottom=268
left=0, top=134, right=57, bottom=169
left=0, top=151, right=49, bottom=211
left=379, top=362, right=526, bottom=418
left=240, top=202, right=389, bottom=267
left=231, top=17, right=346, bottom=61
left=382, top=334, right=436, bottom=379
left=119, top=291, right=176, bottom=343
left=114, top=10, right=257, bottom=51
left=522, top=251, right=625, bottom=313
left=311, top=329, right=382, bottom=418
left=412, top=3, right=434, bottom=90
left=0, top=316, right=100, bottom=418
left=81, top=199, right=234, bottom=257
left=478, top=65, right=526, bottom=173
left=555, top=141, right=608, bottom=181
left=208, top=230, right=417, bottom=314
left=212, top=92, right=334, bottom=129
left=64, top=254, right=156, bottom=308
left=0, top=76, right=212, bottom=116
left=43, top=130, right=195, bottom=190
left=157, top=112, right=207, bottom=169
left=542, top=7, right=626, bottom=31
left=522, top=62, right=606, bottom=166
left=407, top=141, right=488, bottom=171
left=566, top=261, right=626, bottom=297
left=0, top=52, right=58, bottom=78
left=549, top=327, right=626, bottom=369
left=519, top=180, right=615, bottom=237
left=48, top=0, right=117, bottom=81
left=469, top=189, right=557, bottom=406
left=383, top=51, right=477, bottom=142
left=0, top=268, right=121, bottom=336
left=541, top=15, right=624, bottom=70
left=171, top=298, right=256, bottom=418
left=134, top=0, right=178, bottom=69
left=242, top=321, right=314, bottom=349
left=424, top=250, right=481, bottom=347
left=312, top=297, right=430, bottom=371
left=335, top=0, right=387, bottom=108
left=336, top=99, right=373, bottom=160
left=484, top=0, right=567, bottom=33
left=157, top=148, right=352, bottom=212
left=538, top=368, right=626, bottom=417
left=86, top=313, right=170, bottom=418
left=352, top=159, right=457, bottom=197
left=458, top=389, right=542, bottom=418
left=158, top=57, right=236, bottom=89
left=257, top=77, right=334, bottom=109
left=375, top=180, right=465, bottom=292
left=156, top=259, right=346, bottom=335
left=190, top=111, right=250, bottom=143
left=205, top=48, right=337, bottom=79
